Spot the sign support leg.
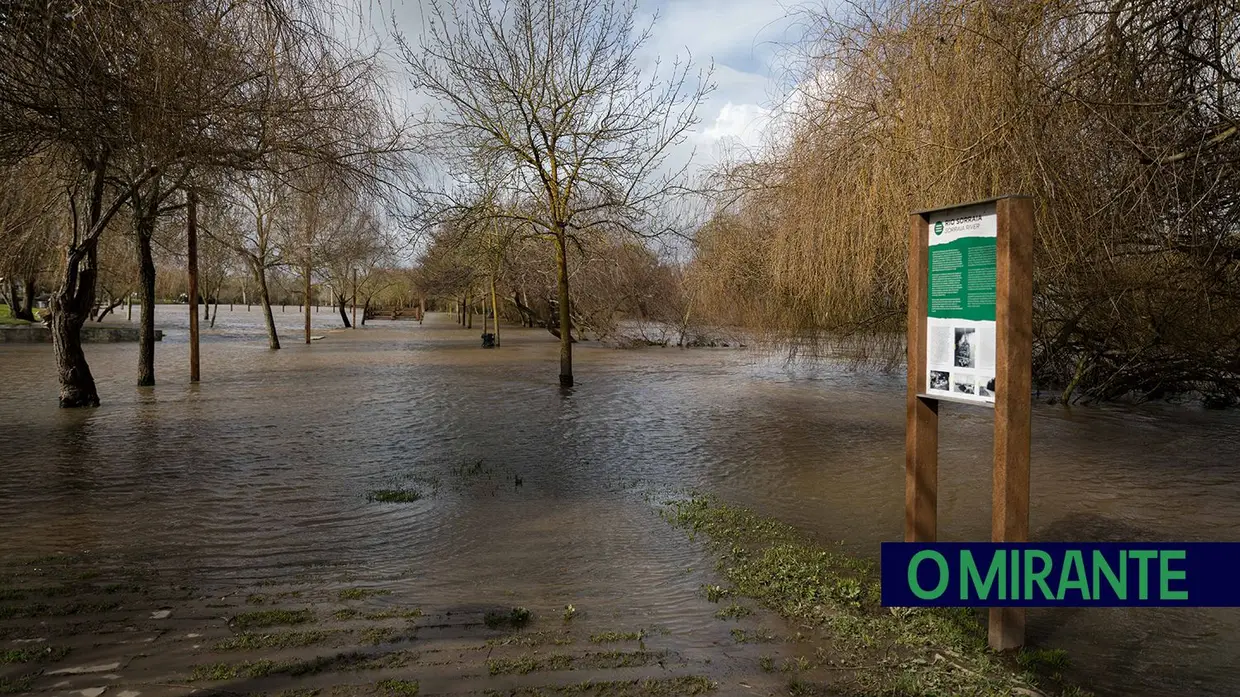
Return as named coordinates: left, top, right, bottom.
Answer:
left=989, top=196, right=1034, bottom=650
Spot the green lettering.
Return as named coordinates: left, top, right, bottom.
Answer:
left=1023, top=550, right=1054, bottom=601
left=1130, top=550, right=1158, bottom=600
left=909, top=551, right=949, bottom=600
left=1092, top=551, right=1126, bottom=600
left=1056, top=550, right=1090, bottom=600
left=1159, top=550, right=1188, bottom=601
left=961, top=550, right=1006, bottom=600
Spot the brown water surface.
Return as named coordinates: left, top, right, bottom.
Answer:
left=1, top=306, right=1238, bottom=695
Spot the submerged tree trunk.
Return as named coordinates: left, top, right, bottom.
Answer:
left=51, top=246, right=101, bottom=408
left=337, top=290, right=352, bottom=328
left=253, top=261, right=280, bottom=350
left=554, top=230, right=573, bottom=387
left=490, top=274, right=500, bottom=347
left=136, top=217, right=157, bottom=387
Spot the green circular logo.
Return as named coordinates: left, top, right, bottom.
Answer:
left=934, top=221, right=944, bottom=235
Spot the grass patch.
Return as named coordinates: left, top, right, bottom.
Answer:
left=589, top=630, right=642, bottom=643
left=191, top=650, right=418, bottom=682
left=504, top=675, right=715, bottom=696
left=376, top=679, right=420, bottom=696
left=366, top=489, right=422, bottom=503
left=714, top=602, right=752, bottom=620
left=0, top=646, right=70, bottom=663
left=488, top=630, right=573, bottom=647
left=363, top=607, right=422, bottom=620
left=338, top=587, right=392, bottom=601
left=213, top=630, right=334, bottom=651
left=0, top=674, right=36, bottom=695
left=0, top=305, right=33, bottom=326
left=664, top=495, right=1081, bottom=697
left=487, top=655, right=542, bottom=675
left=487, top=650, right=664, bottom=675
left=232, top=608, right=313, bottom=630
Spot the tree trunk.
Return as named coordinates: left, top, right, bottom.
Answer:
left=466, top=292, right=473, bottom=329
left=554, top=230, right=573, bottom=387
left=187, top=190, right=200, bottom=383
left=136, top=217, right=157, bottom=387
left=337, top=290, right=352, bottom=328
left=303, top=258, right=312, bottom=344
left=211, top=294, right=219, bottom=329
left=254, top=261, right=280, bottom=350
left=51, top=246, right=101, bottom=408
left=490, top=274, right=500, bottom=347
left=15, top=279, right=36, bottom=321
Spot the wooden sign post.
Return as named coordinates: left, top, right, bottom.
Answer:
left=906, top=195, right=1034, bottom=651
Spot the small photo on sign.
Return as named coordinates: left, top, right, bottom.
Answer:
left=954, top=328, right=976, bottom=368
left=978, top=377, right=995, bottom=398
left=953, top=377, right=975, bottom=395
left=929, top=370, right=950, bottom=391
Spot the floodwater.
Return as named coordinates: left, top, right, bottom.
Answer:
left=1, top=306, right=1238, bottom=695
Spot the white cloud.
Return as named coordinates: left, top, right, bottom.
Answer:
left=698, top=102, right=772, bottom=148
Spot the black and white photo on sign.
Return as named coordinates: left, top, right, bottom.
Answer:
left=978, top=377, right=995, bottom=398
left=954, top=327, right=976, bottom=368
left=929, top=370, right=950, bottom=391
left=953, top=377, right=976, bottom=394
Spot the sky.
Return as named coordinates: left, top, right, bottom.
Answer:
left=361, top=0, right=803, bottom=175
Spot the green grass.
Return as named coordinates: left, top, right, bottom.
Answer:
left=0, top=305, right=33, bottom=326
left=0, top=646, right=70, bottom=663
left=338, top=587, right=392, bottom=600
left=501, top=676, right=715, bottom=696
left=376, top=679, right=420, bottom=696
left=714, top=602, right=752, bottom=620
left=231, top=608, right=313, bottom=630
left=664, top=495, right=1083, bottom=697
left=0, top=673, right=36, bottom=695
left=589, top=630, right=642, bottom=643
left=366, top=489, right=422, bottom=503
left=213, top=630, right=334, bottom=651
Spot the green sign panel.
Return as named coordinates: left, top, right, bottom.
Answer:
left=927, top=236, right=996, bottom=322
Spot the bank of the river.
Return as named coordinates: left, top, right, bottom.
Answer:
left=1, top=307, right=1237, bottom=696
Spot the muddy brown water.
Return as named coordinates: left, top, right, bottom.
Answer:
left=1, top=306, right=1238, bottom=695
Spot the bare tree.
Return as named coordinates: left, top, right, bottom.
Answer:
left=401, top=0, right=713, bottom=386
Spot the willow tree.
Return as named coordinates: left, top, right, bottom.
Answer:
left=401, top=0, right=712, bottom=387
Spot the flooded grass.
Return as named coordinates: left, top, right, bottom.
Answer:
left=714, top=602, right=752, bottom=620
left=213, top=630, right=336, bottom=651
left=365, top=489, right=422, bottom=503
left=664, top=495, right=1089, bottom=697
left=232, top=608, right=314, bottom=630
left=501, top=675, right=716, bottom=695
left=588, top=630, right=642, bottom=643
left=0, top=645, right=70, bottom=663
left=339, top=587, right=392, bottom=601
left=191, top=649, right=421, bottom=682
left=487, top=650, right=666, bottom=676
left=375, top=678, right=420, bottom=696
left=487, top=630, right=574, bottom=647
left=0, top=674, right=35, bottom=695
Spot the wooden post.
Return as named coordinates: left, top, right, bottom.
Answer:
left=989, top=196, right=1034, bottom=650
left=351, top=268, right=358, bottom=329
left=905, top=211, right=937, bottom=542
left=187, top=190, right=200, bottom=383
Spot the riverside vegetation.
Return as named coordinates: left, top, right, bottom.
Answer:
left=663, top=495, right=1090, bottom=697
